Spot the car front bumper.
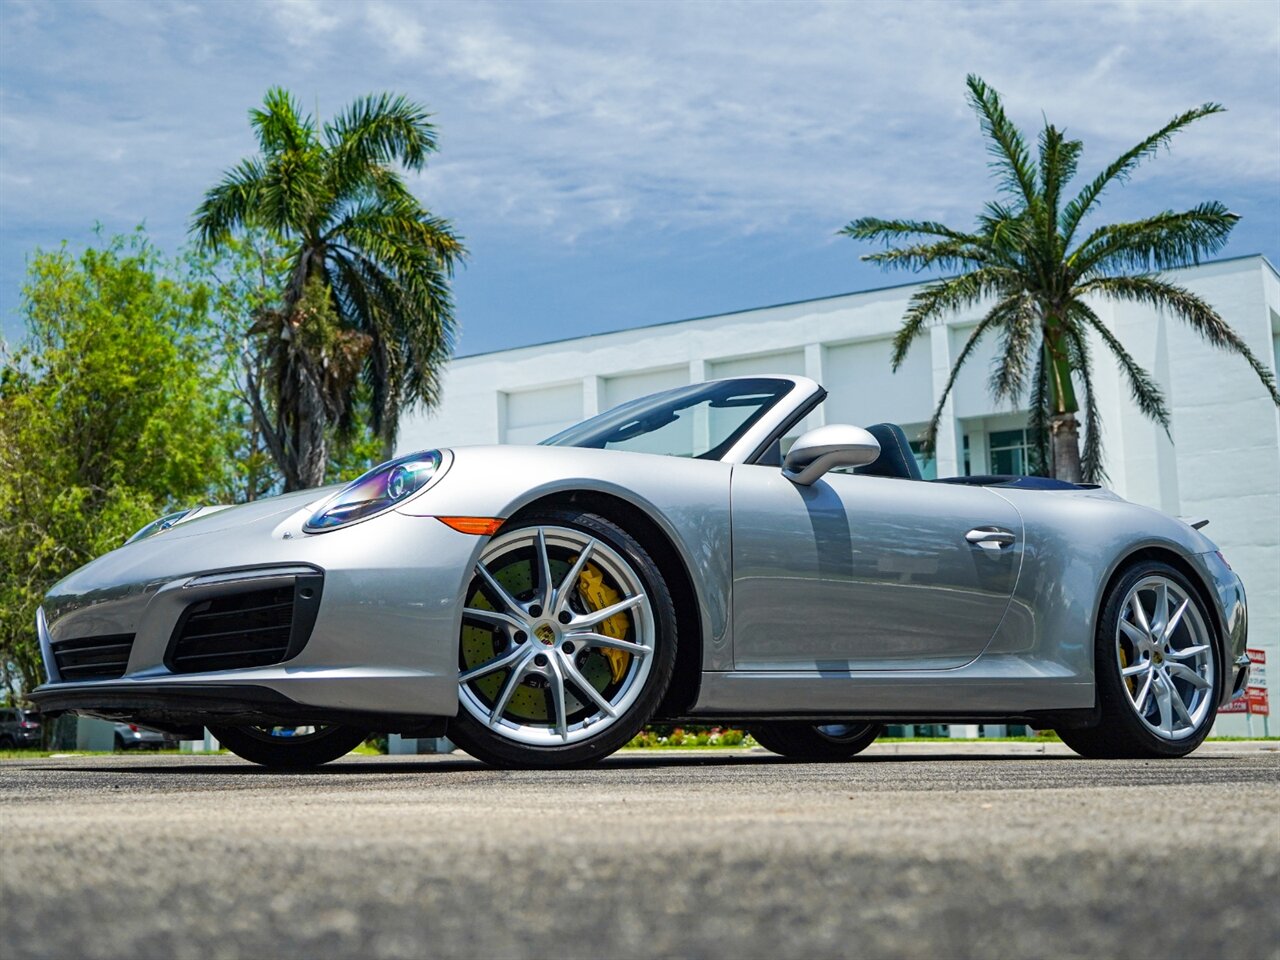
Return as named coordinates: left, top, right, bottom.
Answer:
left=31, top=492, right=485, bottom=726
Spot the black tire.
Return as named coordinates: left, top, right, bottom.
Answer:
left=1057, top=560, right=1220, bottom=760
left=449, top=509, right=678, bottom=769
left=751, top=722, right=882, bottom=760
left=114, top=734, right=126, bottom=751
left=0, top=735, right=14, bottom=749
left=210, top=724, right=369, bottom=768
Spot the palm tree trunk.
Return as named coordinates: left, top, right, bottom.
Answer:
left=1050, top=412, right=1082, bottom=483
left=291, top=362, right=330, bottom=490
left=1044, top=330, right=1083, bottom=484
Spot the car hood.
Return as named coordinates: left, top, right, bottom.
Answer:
left=143, top=487, right=338, bottom=543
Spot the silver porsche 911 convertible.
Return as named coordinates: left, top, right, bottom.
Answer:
left=31, top=375, right=1250, bottom=768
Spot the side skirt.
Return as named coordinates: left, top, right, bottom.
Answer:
left=688, top=666, right=1095, bottom=719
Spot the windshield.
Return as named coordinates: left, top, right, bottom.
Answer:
left=541, top=378, right=792, bottom=459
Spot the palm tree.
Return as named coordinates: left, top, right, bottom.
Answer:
left=193, top=88, right=464, bottom=490
left=843, top=75, right=1279, bottom=483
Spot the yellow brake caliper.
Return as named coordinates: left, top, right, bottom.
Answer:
left=576, top=562, right=631, bottom=683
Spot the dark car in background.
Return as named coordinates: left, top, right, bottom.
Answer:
left=0, top=707, right=43, bottom=748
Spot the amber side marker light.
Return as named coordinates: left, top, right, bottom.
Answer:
left=437, top=516, right=505, bottom=536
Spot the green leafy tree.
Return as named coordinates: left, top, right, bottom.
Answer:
left=844, top=75, right=1280, bottom=482
left=191, top=231, right=292, bottom=503
left=0, top=231, right=229, bottom=699
left=193, top=88, right=465, bottom=490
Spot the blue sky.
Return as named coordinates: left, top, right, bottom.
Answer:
left=2, top=0, right=1278, bottom=355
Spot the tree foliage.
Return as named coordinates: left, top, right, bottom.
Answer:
left=192, top=88, right=464, bottom=490
left=844, top=75, right=1279, bottom=482
left=0, top=232, right=229, bottom=698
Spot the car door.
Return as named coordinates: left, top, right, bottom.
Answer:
left=730, top=465, right=1022, bottom=670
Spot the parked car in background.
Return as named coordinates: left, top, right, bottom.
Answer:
left=0, top=707, right=43, bottom=748
left=114, top=723, right=179, bottom=750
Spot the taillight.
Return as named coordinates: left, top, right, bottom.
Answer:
left=19, top=721, right=39, bottom=729
left=128, top=724, right=139, bottom=732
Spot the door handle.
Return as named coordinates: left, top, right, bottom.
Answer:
left=966, top=527, right=1016, bottom=551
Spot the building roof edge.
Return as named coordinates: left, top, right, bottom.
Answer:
left=453, top=253, right=1275, bottom=362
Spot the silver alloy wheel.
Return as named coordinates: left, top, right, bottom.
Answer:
left=457, top=525, right=656, bottom=747
left=1115, top=575, right=1215, bottom=741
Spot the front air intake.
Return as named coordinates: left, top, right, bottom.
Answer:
left=166, top=575, right=321, bottom=674
left=52, top=634, right=136, bottom=681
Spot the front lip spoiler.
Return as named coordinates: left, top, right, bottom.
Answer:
left=29, top=681, right=443, bottom=732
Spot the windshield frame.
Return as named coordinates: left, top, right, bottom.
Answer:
left=540, top=375, right=823, bottom=464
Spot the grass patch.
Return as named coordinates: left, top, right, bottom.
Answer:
left=0, top=748, right=191, bottom=760
left=880, top=742, right=1059, bottom=747
left=622, top=742, right=752, bottom=747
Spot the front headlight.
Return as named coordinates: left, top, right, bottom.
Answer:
left=305, top=449, right=448, bottom=532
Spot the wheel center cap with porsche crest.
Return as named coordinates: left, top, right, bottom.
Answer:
left=534, top=623, right=557, bottom=646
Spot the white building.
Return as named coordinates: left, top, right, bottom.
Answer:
left=400, top=255, right=1280, bottom=735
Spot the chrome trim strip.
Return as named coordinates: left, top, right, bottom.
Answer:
left=185, top=565, right=321, bottom=588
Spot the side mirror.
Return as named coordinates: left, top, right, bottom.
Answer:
left=782, top=424, right=881, bottom=485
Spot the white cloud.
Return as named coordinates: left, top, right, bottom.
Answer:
left=311, top=0, right=1277, bottom=241
left=1, top=0, right=1276, bottom=270
left=363, top=1, right=427, bottom=60
left=267, top=0, right=342, bottom=49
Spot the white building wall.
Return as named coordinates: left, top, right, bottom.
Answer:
left=398, top=256, right=1280, bottom=735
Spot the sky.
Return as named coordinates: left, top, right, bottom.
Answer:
left=2, top=0, right=1278, bottom=356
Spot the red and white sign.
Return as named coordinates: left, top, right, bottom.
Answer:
left=1219, top=648, right=1269, bottom=717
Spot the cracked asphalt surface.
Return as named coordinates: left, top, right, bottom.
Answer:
left=2, top=743, right=1278, bottom=960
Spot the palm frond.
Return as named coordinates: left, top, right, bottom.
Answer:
left=891, top=267, right=1020, bottom=370
left=325, top=253, right=397, bottom=437
left=1070, top=202, right=1238, bottom=276
left=841, top=217, right=984, bottom=246
left=1036, top=125, right=1082, bottom=271
left=327, top=197, right=464, bottom=270
left=1059, top=102, right=1226, bottom=241
left=328, top=240, right=457, bottom=422
left=974, top=202, right=1035, bottom=264
left=323, top=93, right=437, bottom=171
left=919, top=314, right=1000, bottom=456
left=861, top=239, right=989, bottom=273
left=1068, top=300, right=1170, bottom=431
left=965, top=74, right=1038, bottom=204
left=1080, top=275, right=1280, bottom=404
left=192, top=158, right=268, bottom=249
left=251, top=88, right=317, bottom=157
left=988, top=292, right=1039, bottom=403
left=1038, top=124, right=1082, bottom=216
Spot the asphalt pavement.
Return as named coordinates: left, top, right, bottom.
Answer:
left=2, top=742, right=1277, bottom=960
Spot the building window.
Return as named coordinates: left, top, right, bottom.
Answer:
left=908, top=440, right=937, bottom=480
left=989, top=428, right=1031, bottom=476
